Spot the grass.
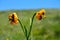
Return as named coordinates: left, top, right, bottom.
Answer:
left=0, top=8, right=60, bottom=40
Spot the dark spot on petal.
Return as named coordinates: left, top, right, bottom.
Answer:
left=42, top=12, right=44, bottom=15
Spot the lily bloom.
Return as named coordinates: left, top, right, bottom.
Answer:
left=36, top=9, right=46, bottom=20
left=8, top=12, right=18, bottom=24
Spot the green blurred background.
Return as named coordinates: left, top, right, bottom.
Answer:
left=0, top=9, right=60, bottom=40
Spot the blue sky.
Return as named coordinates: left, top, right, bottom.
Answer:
left=0, top=0, right=60, bottom=10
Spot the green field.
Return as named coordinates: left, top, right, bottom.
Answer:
left=0, top=9, right=60, bottom=40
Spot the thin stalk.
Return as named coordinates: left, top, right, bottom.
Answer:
left=27, top=13, right=36, bottom=39
left=18, top=19, right=25, bottom=33
left=18, top=19, right=28, bottom=40
left=24, top=26, right=28, bottom=40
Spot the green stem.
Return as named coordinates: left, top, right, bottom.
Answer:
left=18, top=19, right=28, bottom=40
left=18, top=19, right=23, bottom=28
left=27, top=37, right=28, bottom=40
left=18, top=19, right=25, bottom=33
left=24, top=26, right=28, bottom=40
left=18, top=13, right=36, bottom=40
left=27, top=13, right=36, bottom=39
